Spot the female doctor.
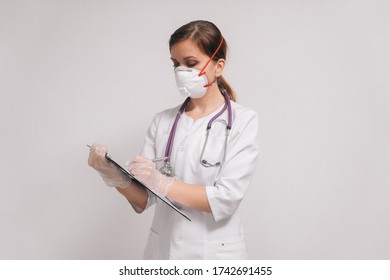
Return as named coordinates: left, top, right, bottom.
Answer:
left=88, top=20, right=259, bottom=259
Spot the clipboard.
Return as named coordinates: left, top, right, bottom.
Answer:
left=88, top=146, right=191, bottom=221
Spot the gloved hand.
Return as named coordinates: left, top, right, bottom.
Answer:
left=128, top=155, right=174, bottom=197
left=88, top=143, right=131, bottom=189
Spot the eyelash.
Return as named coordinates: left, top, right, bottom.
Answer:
left=187, top=62, right=198, bottom=68
left=172, top=62, right=198, bottom=68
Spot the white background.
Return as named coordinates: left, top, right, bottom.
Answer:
left=0, top=0, right=389, bottom=259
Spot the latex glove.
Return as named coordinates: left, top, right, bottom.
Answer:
left=128, top=155, right=174, bottom=197
left=88, top=143, right=131, bottom=189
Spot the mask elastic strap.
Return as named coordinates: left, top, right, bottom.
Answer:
left=204, top=78, right=217, bottom=88
left=198, top=36, right=224, bottom=85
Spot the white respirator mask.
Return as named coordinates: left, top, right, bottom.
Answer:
left=174, top=66, right=209, bottom=98
left=173, top=36, right=224, bottom=99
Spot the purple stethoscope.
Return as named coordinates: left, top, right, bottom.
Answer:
left=160, top=89, right=233, bottom=177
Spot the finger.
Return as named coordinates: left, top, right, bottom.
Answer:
left=128, top=161, right=148, bottom=173
left=88, top=144, right=109, bottom=167
left=128, top=159, right=155, bottom=172
left=88, top=144, right=100, bottom=165
left=98, top=145, right=108, bottom=157
left=127, top=156, right=149, bottom=170
left=133, top=155, right=152, bottom=164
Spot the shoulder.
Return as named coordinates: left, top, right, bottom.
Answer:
left=150, top=104, right=181, bottom=123
left=146, top=104, right=182, bottom=134
left=229, top=102, right=260, bottom=143
left=230, top=101, right=258, bottom=123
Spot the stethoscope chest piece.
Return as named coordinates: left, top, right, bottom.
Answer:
left=160, top=162, right=175, bottom=177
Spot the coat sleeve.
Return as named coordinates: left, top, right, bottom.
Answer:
left=205, top=109, right=260, bottom=222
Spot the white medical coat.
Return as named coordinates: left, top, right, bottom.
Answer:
left=140, top=101, right=259, bottom=259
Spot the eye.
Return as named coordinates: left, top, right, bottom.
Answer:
left=171, top=58, right=179, bottom=68
left=186, top=61, right=198, bottom=68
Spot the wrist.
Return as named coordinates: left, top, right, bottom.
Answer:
left=155, top=174, right=174, bottom=197
left=165, top=178, right=177, bottom=199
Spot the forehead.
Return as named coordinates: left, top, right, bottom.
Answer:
left=170, top=39, right=207, bottom=60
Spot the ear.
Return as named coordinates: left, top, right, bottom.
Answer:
left=215, top=58, right=225, bottom=77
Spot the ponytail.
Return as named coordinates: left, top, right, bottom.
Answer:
left=218, top=75, right=236, bottom=102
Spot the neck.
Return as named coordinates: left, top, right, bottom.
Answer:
left=186, top=85, right=224, bottom=114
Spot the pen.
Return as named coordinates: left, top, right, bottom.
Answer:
left=151, top=156, right=168, bottom=163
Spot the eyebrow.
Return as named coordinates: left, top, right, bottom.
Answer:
left=183, top=56, right=197, bottom=60
left=170, top=56, right=198, bottom=61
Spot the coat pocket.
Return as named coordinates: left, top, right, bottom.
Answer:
left=207, top=235, right=248, bottom=260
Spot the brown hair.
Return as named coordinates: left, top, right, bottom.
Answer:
left=169, top=20, right=237, bottom=102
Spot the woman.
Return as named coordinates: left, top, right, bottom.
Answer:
left=88, top=20, right=259, bottom=259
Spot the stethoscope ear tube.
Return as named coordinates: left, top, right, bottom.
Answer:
left=221, top=88, right=233, bottom=129
left=164, top=97, right=191, bottom=162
